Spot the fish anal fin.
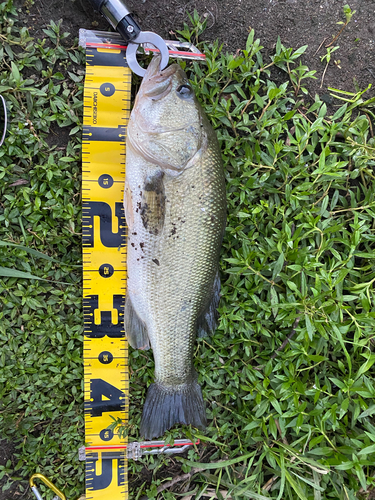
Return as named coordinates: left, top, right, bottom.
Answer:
left=124, top=295, right=150, bottom=350
left=141, top=171, right=165, bottom=235
left=197, top=271, right=221, bottom=338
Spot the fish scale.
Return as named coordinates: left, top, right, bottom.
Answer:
left=128, top=146, right=225, bottom=382
left=124, top=56, right=226, bottom=439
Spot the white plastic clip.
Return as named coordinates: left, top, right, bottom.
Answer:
left=126, top=441, right=142, bottom=460
left=80, top=438, right=199, bottom=461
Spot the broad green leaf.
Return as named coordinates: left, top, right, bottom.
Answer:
left=305, top=314, right=314, bottom=340
left=359, top=405, right=375, bottom=419
left=331, top=103, right=348, bottom=121
left=358, top=444, right=375, bottom=455
left=272, top=252, right=284, bottom=279
left=355, top=357, right=375, bottom=380
left=270, top=286, right=279, bottom=317
left=11, top=61, right=20, bottom=83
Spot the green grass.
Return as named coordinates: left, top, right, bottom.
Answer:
left=1, top=3, right=375, bottom=499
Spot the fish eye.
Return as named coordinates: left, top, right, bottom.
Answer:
left=176, top=84, right=193, bottom=98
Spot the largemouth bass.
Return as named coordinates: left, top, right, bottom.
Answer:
left=124, top=55, right=226, bottom=439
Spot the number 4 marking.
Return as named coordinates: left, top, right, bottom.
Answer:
left=88, top=379, right=126, bottom=417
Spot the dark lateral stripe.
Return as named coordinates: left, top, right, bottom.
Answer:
left=86, top=48, right=128, bottom=67
left=82, top=125, right=126, bottom=142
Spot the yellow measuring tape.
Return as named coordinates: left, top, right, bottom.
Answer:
left=82, top=41, right=131, bottom=500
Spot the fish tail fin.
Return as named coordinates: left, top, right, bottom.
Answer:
left=140, top=381, right=207, bottom=439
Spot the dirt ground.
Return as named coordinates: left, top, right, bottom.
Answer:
left=2, top=0, right=375, bottom=498
left=0, top=440, right=23, bottom=500
left=25, top=0, right=375, bottom=101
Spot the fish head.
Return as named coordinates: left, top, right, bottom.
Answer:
left=127, top=55, right=206, bottom=173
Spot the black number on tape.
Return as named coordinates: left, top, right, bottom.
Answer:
left=99, top=263, right=114, bottom=278
left=84, top=294, right=124, bottom=338
left=88, top=379, right=126, bottom=417
left=86, top=452, right=125, bottom=491
left=98, top=173, right=114, bottom=188
left=99, top=351, right=114, bottom=364
left=100, top=428, right=114, bottom=441
left=82, top=201, right=125, bottom=248
left=100, top=83, right=116, bottom=97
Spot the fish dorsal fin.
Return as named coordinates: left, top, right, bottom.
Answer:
left=196, top=270, right=221, bottom=338
left=140, top=171, right=165, bottom=236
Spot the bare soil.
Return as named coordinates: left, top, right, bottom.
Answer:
left=22, top=0, right=375, bottom=101
left=0, top=440, right=26, bottom=500
left=2, top=0, right=375, bottom=498
left=131, top=0, right=375, bottom=101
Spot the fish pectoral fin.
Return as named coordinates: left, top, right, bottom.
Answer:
left=124, top=179, right=134, bottom=231
left=124, top=295, right=150, bottom=350
left=140, top=171, right=165, bottom=235
left=197, top=271, right=221, bottom=338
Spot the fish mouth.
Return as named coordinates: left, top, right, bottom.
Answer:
left=141, top=55, right=181, bottom=100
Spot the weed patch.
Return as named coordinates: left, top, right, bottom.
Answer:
left=1, top=3, right=375, bottom=499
